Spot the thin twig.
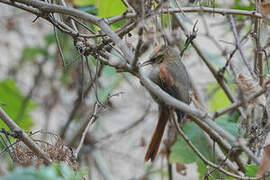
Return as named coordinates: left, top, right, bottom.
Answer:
left=107, top=7, right=262, bottom=24
left=10, top=0, right=134, bottom=63
left=132, top=27, right=144, bottom=69
left=0, top=107, right=52, bottom=164
left=95, top=103, right=150, bottom=144
left=0, top=138, right=18, bottom=158
left=218, top=29, right=251, bottom=75
left=228, top=14, right=257, bottom=80
left=253, top=0, right=262, bottom=80
left=54, top=26, right=66, bottom=69
left=0, top=0, right=42, bottom=16
left=0, top=133, right=15, bottom=161
left=73, top=102, right=101, bottom=159
left=171, top=5, right=236, bottom=104
left=85, top=56, right=103, bottom=105
left=180, top=20, right=198, bottom=57
left=214, top=85, right=268, bottom=118
left=67, top=16, right=96, bottom=34
left=258, top=51, right=264, bottom=86
left=172, top=118, right=260, bottom=180
left=60, top=65, right=103, bottom=139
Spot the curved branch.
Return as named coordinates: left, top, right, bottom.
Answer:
left=172, top=117, right=261, bottom=180
left=0, top=0, right=41, bottom=15
left=0, top=107, right=52, bottom=164
left=12, top=0, right=134, bottom=63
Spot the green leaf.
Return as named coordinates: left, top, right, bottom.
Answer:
left=111, top=19, right=126, bottom=29
left=233, top=0, right=254, bottom=11
left=44, top=33, right=56, bottom=47
left=197, top=161, right=207, bottom=179
left=0, top=79, right=35, bottom=130
left=245, top=164, right=258, bottom=177
left=95, top=66, right=121, bottom=102
left=73, top=0, right=91, bottom=6
left=233, top=0, right=254, bottom=20
left=22, top=47, right=45, bottom=61
left=1, top=166, right=49, bottom=180
left=79, top=4, right=98, bottom=15
left=216, top=116, right=238, bottom=137
left=161, top=14, right=170, bottom=28
left=170, top=115, right=238, bottom=179
left=1, top=163, right=86, bottom=180
left=169, top=122, right=210, bottom=164
left=200, top=0, right=219, bottom=8
left=89, top=0, right=126, bottom=18
left=102, top=65, right=117, bottom=77
left=208, top=83, right=231, bottom=112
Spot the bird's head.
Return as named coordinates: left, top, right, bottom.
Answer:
left=141, top=45, right=180, bottom=67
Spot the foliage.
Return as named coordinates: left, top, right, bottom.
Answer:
left=74, top=0, right=126, bottom=28
left=98, top=65, right=122, bottom=102
left=79, top=5, right=98, bottom=15
left=233, top=0, right=254, bottom=11
left=0, top=34, right=57, bottom=130
left=170, top=115, right=238, bottom=179
left=0, top=79, right=35, bottom=130
left=74, top=0, right=125, bottom=18
left=207, top=83, right=231, bottom=112
left=87, top=0, right=125, bottom=18
left=244, top=164, right=259, bottom=178
left=233, top=0, right=254, bottom=19
left=22, top=47, right=45, bottom=62
left=0, top=163, right=86, bottom=180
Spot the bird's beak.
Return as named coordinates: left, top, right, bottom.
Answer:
left=141, top=53, right=163, bottom=67
left=141, top=59, right=154, bottom=67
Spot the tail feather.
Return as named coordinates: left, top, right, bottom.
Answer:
left=144, top=106, right=169, bottom=162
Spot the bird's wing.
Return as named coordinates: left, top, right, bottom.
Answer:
left=159, top=63, right=183, bottom=100
left=159, top=62, right=189, bottom=123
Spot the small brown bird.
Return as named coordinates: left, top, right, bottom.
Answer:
left=142, top=45, right=191, bottom=162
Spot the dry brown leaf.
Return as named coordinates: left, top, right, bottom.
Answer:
left=257, top=143, right=270, bottom=177
left=237, top=73, right=266, bottom=106
left=237, top=74, right=267, bottom=151
left=176, top=162, right=187, bottom=175
left=261, top=2, right=270, bottom=17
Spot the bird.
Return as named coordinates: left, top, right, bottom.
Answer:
left=142, top=45, right=191, bottom=162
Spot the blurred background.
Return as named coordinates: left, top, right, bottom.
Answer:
left=0, top=0, right=269, bottom=179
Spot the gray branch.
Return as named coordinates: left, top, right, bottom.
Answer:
left=0, top=107, right=52, bottom=164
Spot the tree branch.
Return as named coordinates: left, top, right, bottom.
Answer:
left=0, top=107, right=52, bottom=164
left=108, top=7, right=262, bottom=24
left=172, top=117, right=261, bottom=180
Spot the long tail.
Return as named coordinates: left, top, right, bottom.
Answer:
left=144, top=106, right=169, bottom=162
